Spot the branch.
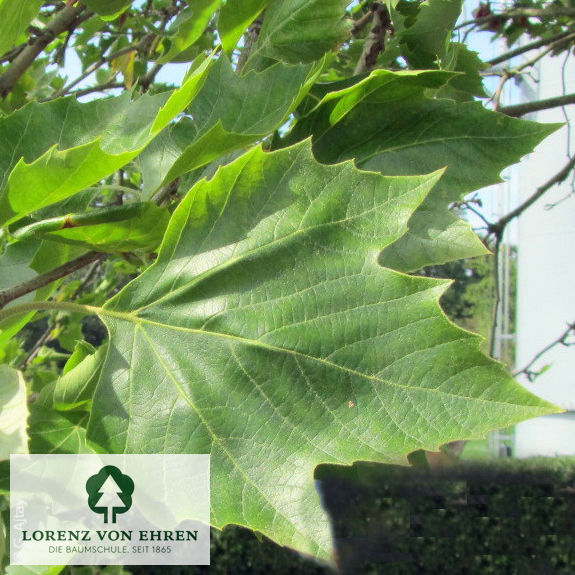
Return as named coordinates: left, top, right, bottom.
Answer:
left=8, top=204, right=147, bottom=241
left=489, top=234, right=503, bottom=358
left=354, top=3, right=394, bottom=75
left=486, top=30, right=575, bottom=66
left=513, top=321, right=575, bottom=380
left=498, top=92, right=575, bottom=117
left=237, top=15, right=263, bottom=73
left=0, top=4, right=87, bottom=97
left=456, top=7, right=575, bottom=30
left=54, top=41, right=147, bottom=98
left=489, top=155, right=575, bottom=236
left=0, top=252, right=106, bottom=312
left=68, top=81, right=124, bottom=98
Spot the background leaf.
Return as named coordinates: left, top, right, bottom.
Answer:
left=82, top=0, right=133, bottom=20
left=159, top=0, right=221, bottom=64
left=285, top=70, right=559, bottom=270
left=140, top=58, right=317, bottom=196
left=0, top=0, right=44, bottom=57
left=0, top=365, right=28, bottom=460
left=247, top=0, right=351, bottom=67
left=0, top=56, right=212, bottom=226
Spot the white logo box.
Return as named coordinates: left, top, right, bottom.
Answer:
left=10, top=454, right=210, bottom=565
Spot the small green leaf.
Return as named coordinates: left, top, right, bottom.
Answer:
left=37, top=343, right=107, bottom=411
left=0, top=0, right=44, bottom=57
left=64, top=341, right=96, bottom=375
left=159, top=0, right=221, bottom=64
left=400, top=0, right=463, bottom=69
left=0, top=365, right=28, bottom=460
left=82, top=0, right=133, bottom=20
left=218, top=0, right=268, bottom=54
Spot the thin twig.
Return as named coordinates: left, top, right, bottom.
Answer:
left=455, top=6, right=575, bottom=30
left=489, top=234, right=502, bottom=358
left=489, top=155, right=575, bottom=236
left=237, top=15, right=263, bottom=73
left=21, top=323, right=54, bottom=368
left=68, top=81, right=124, bottom=98
left=486, top=29, right=575, bottom=66
left=19, top=257, right=103, bottom=369
left=54, top=42, right=148, bottom=98
left=499, top=91, right=575, bottom=117
left=0, top=252, right=106, bottom=311
left=0, top=4, right=88, bottom=97
left=513, top=321, right=575, bottom=380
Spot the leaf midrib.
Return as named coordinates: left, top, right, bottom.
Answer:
left=95, top=305, right=537, bottom=409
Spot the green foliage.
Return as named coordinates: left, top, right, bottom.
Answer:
left=246, top=0, right=351, bottom=67
left=0, top=0, right=564, bottom=566
left=0, top=0, right=44, bottom=56
left=218, top=0, right=268, bottom=54
left=0, top=365, right=27, bottom=459
left=82, top=1, right=133, bottom=20
left=286, top=69, right=558, bottom=270
left=159, top=0, right=221, bottom=64
left=139, top=57, right=318, bottom=195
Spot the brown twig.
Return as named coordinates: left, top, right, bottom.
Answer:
left=513, top=321, right=575, bottom=381
left=354, top=3, right=394, bottom=75
left=486, top=29, right=575, bottom=66
left=488, top=234, right=502, bottom=358
left=499, top=91, right=575, bottom=117
left=456, top=7, right=575, bottom=30
left=0, top=4, right=87, bottom=98
left=489, top=155, right=575, bottom=237
left=0, top=252, right=106, bottom=312
left=237, top=15, right=263, bottom=73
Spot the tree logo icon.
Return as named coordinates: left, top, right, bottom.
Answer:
left=86, top=465, right=134, bottom=524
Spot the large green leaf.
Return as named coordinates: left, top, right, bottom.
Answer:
left=84, top=142, right=557, bottom=559
left=0, top=56, right=212, bottom=226
left=0, top=0, right=44, bottom=57
left=140, top=57, right=317, bottom=196
left=218, top=0, right=268, bottom=54
left=285, top=70, right=559, bottom=271
left=0, top=365, right=28, bottom=460
left=246, top=0, right=351, bottom=67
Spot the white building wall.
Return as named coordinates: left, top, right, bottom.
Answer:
left=514, top=53, right=575, bottom=457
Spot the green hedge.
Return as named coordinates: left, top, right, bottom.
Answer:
left=67, top=457, right=575, bottom=574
